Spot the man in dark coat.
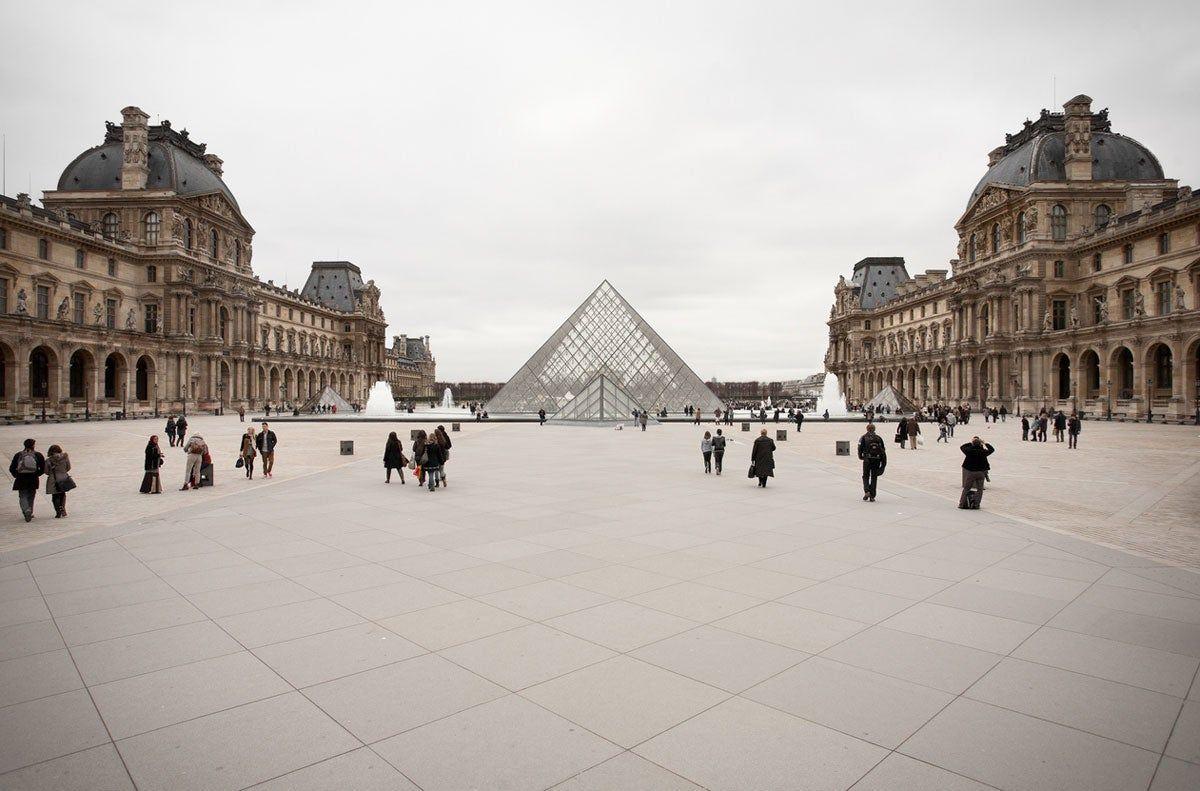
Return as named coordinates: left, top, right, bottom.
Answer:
left=165, top=415, right=177, bottom=447
left=538, top=409, right=546, bottom=426
left=750, top=428, right=776, bottom=488
left=958, top=436, right=994, bottom=509
left=857, top=424, right=887, bottom=502
left=795, top=410, right=804, bottom=432
left=175, top=415, right=188, bottom=449
left=1053, top=410, right=1067, bottom=442
left=10, top=438, right=46, bottom=522
left=256, top=422, right=278, bottom=477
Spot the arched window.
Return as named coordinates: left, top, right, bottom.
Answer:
left=210, top=228, right=219, bottom=258
left=991, top=223, right=1001, bottom=254
left=1094, top=204, right=1111, bottom=228
left=968, top=233, right=977, bottom=263
left=1050, top=204, right=1067, bottom=241
left=102, top=213, right=119, bottom=240
left=143, top=212, right=160, bottom=245
left=183, top=219, right=193, bottom=250
left=1016, top=212, right=1026, bottom=245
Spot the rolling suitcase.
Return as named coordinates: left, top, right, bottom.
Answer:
left=199, top=463, right=214, bottom=488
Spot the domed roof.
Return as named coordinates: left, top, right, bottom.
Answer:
left=57, top=122, right=241, bottom=212
left=966, top=110, right=1163, bottom=209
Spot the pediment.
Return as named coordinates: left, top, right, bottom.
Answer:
left=959, top=185, right=1021, bottom=224
left=72, top=279, right=98, bottom=293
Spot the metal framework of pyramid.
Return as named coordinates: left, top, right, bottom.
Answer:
left=299, top=386, right=353, bottom=413
left=486, top=281, right=725, bottom=416
left=865, top=384, right=919, bottom=414
left=549, top=373, right=648, bottom=424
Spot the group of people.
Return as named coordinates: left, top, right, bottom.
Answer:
left=695, top=428, right=776, bottom=486
left=136, top=419, right=280, bottom=494
left=855, top=423, right=994, bottom=508
left=9, top=439, right=72, bottom=522
left=383, top=426, right=453, bottom=491
left=1021, top=409, right=1082, bottom=447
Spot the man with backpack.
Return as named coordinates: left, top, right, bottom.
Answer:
left=959, top=436, right=994, bottom=509
left=712, top=429, right=727, bottom=475
left=857, top=424, right=887, bottom=502
left=9, top=439, right=46, bottom=522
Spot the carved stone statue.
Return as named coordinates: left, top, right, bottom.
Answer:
left=1025, top=207, right=1038, bottom=229
left=92, top=303, right=104, bottom=325
left=1069, top=304, right=1079, bottom=329
left=1042, top=309, right=1053, bottom=331
left=1096, top=296, right=1109, bottom=323
left=1133, top=290, right=1145, bottom=318
left=14, top=288, right=29, bottom=314
left=1176, top=286, right=1187, bottom=312
left=56, top=297, right=70, bottom=320
left=125, top=308, right=137, bottom=330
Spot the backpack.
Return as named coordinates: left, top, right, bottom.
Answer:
left=16, top=450, right=38, bottom=474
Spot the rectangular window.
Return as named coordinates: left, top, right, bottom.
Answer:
left=36, top=285, right=50, bottom=319
left=73, top=293, right=84, bottom=324
left=1093, top=253, right=1102, bottom=272
left=0, top=278, right=9, bottom=313
left=1121, top=289, right=1135, bottom=320
left=920, top=305, right=926, bottom=317
left=1158, top=233, right=1170, bottom=255
left=1124, top=244, right=1134, bottom=264
left=38, top=239, right=49, bottom=259
left=144, top=303, right=158, bottom=333
left=76, top=249, right=86, bottom=269
left=146, top=265, right=157, bottom=283
left=275, top=304, right=281, bottom=317
left=863, top=320, right=871, bottom=330
left=1157, top=281, right=1172, bottom=315
left=1051, top=299, right=1066, bottom=331
left=188, top=307, right=196, bottom=335
left=107, top=258, right=117, bottom=277
left=289, top=308, right=294, bottom=320
left=105, top=298, right=117, bottom=329
left=0, top=227, right=6, bottom=249
left=1053, top=260, right=1065, bottom=278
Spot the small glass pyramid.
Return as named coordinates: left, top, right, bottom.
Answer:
left=486, top=281, right=725, bottom=416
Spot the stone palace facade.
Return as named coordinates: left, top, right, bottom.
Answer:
left=0, top=106, right=433, bottom=418
left=827, top=95, right=1200, bottom=420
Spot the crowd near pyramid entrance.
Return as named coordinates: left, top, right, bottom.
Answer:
left=485, top=280, right=725, bottom=420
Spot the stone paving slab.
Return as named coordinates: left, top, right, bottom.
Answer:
left=0, top=420, right=1197, bottom=789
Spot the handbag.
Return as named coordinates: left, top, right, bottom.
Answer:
left=917, top=435, right=924, bottom=446
left=747, top=462, right=756, bottom=479
left=56, top=475, right=77, bottom=493
left=235, top=457, right=245, bottom=468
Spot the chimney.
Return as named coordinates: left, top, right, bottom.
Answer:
left=424, top=335, right=430, bottom=351
left=988, top=146, right=1007, bottom=167
left=202, top=154, right=224, bottom=177
left=120, top=106, right=151, bottom=190
left=1063, top=94, right=1093, bottom=181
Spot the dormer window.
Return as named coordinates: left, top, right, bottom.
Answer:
left=143, top=212, right=160, bottom=246
left=102, top=213, right=119, bottom=240
left=1094, top=204, right=1111, bottom=228
left=1051, top=204, right=1067, bottom=241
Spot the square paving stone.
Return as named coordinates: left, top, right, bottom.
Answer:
left=1165, top=700, right=1200, bottom=764
left=90, top=651, right=291, bottom=739
left=70, top=620, right=242, bottom=685
left=560, top=565, right=679, bottom=598
left=629, top=581, right=762, bottom=623
left=0, top=743, right=133, bottom=791
left=833, top=566, right=954, bottom=599
left=379, top=599, right=528, bottom=650
left=631, top=625, right=806, bottom=693
left=0, top=649, right=82, bottom=707
left=779, top=581, right=916, bottom=623
left=744, top=656, right=953, bottom=748
left=550, top=751, right=703, bottom=790
left=480, top=579, right=612, bottom=621
left=693, top=566, right=816, bottom=599
left=374, top=694, right=620, bottom=791
left=500, top=550, right=610, bottom=578
left=53, top=597, right=203, bottom=647
left=303, top=653, right=507, bottom=742
left=523, top=656, right=729, bottom=747
left=547, top=601, right=697, bottom=652
left=901, top=697, right=1159, bottom=791
left=44, top=578, right=177, bottom=617
left=253, top=622, right=425, bottom=687
left=116, top=692, right=359, bottom=791
left=329, top=576, right=462, bottom=620
left=713, top=601, right=867, bottom=654
left=1013, top=627, right=1199, bottom=697
left=247, top=747, right=418, bottom=790
left=0, top=619, right=63, bottom=661
left=1049, top=601, right=1200, bottom=657
left=966, top=657, right=1183, bottom=752
left=851, top=752, right=996, bottom=791
left=440, top=623, right=615, bottom=690
left=882, top=602, right=1039, bottom=654
left=0, top=690, right=110, bottom=774
left=822, top=626, right=1001, bottom=694
left=186, top=578, right=319, bottom=618
left=635, top=696, right=885, bottom=791
left=427, top=563, right=544, bottom=596
left=1150, top=756, right=1200, bottom=791
left=0, top=596, right=50, bottom=629
left=293, top=563, right=411, bottom=596
left=215, top=598, right=363, bottom=649
left=928, top=581, right=1065, bottom=624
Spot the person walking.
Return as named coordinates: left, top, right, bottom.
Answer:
left=639, top=411, right=647, bottom=431
left=238, top=405, right=246, bottom=423
left=958, top=436, right=994, bottom=509
left=10, top=439, right=45, bottom=522
left=999, top=405, right=1008, bottom=423
left=701, top=431, right=713, bottom=474
left=175, top=415, right=188, bottom=449
left=434, top=425, right=452, bottom=487
left=45, top=444, right=73, bottom=518
left=906, top=416, right=921, bottom=450
left=945, top=409, right=957, bottom=438
left=895, top=418, right=909, bottom=449
left=1021, top=414, right=1030, bottom=441
left=384, top=431, right=406, bottom=484
left=140, top=435, right=164, bottom=494
left=412, top=430, right=427, bottom=487
left=1067, top=412, right=1081, bottom=449
left=795, top=410, right=804, bottom=432
left=256, top=422, right=277, bottom=477
left=936, top=418, right=949, bottom=443
left=538, top=408, right=546, bottom=426
left=1053, top=410, right=1067, bottom=443
left=1039, top=413, right=1049, bottom=442
left=421, top=434, right=445, bottom=491
left=239, top=427, right=257, bottom=480
left=712, top=429, right=726, bottom=475
left=749, top=428, right=776, bottom=488
left=181, top=434, right=207, bottom=490
left=857, top=424, right=887, bottom=502
left=165, top=415, right=177, bottom=447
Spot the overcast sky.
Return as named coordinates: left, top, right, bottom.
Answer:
left=3, top=1, right=1198, bottom=381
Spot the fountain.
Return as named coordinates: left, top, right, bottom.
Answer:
left=811, top=371, right=850, bottom=417
left=441, top=387, right=454, bottom=410
left=364, top=381, right=397, bottom=416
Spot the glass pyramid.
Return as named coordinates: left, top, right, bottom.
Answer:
left=549, top=373, right=646, bottom=424
left=486, top=281, right=725, bottom=416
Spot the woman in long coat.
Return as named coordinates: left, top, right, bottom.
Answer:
left=411, top=430, right=427, bottom=487
left=140, top=435, right=164, bottom=494
left=45, top=444, right=72, bottom=518
left=750, top=428, right=776, bottom=488
left=384, top=431, right=406, bottom=484
left=239, top=427, right=257, bottom=479
left=896, top=418, right=909, bottom=448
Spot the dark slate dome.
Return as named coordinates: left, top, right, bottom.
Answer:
left=966, top=109, right=1163, bottom=209
left=57, top=122, right=241, bottom=211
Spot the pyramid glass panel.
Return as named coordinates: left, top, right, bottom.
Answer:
left=549, top=374, right=647, bottom=423
left=486, top=281, right=725, bottom=416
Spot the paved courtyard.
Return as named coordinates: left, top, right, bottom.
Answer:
left=0, top=417, right=1198, bottom=789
